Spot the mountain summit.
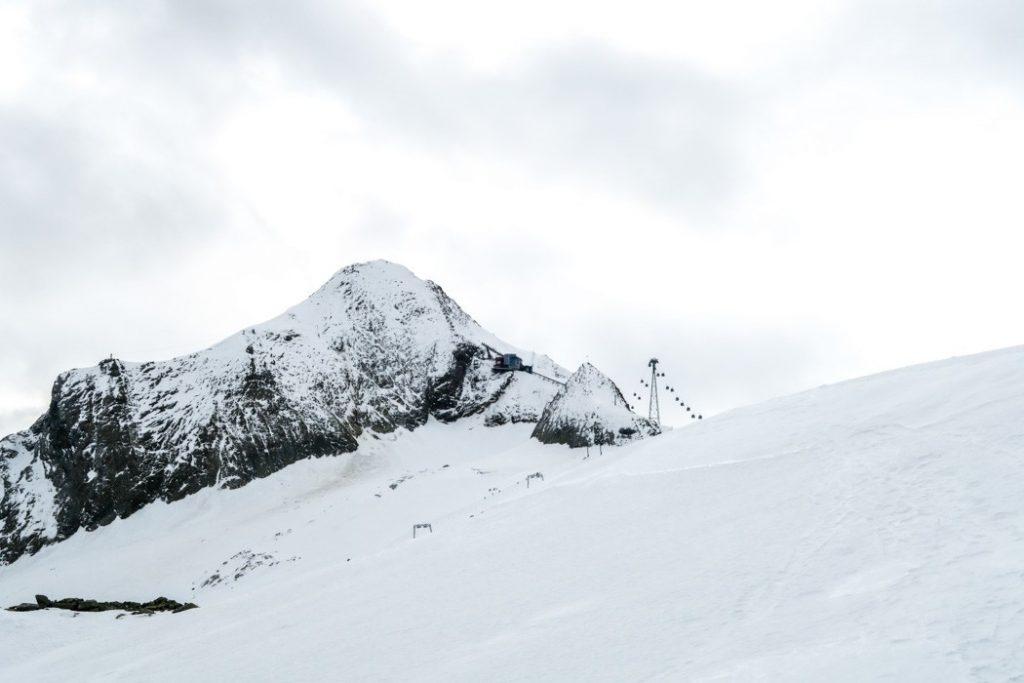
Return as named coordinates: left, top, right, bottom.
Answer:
left=0, top=261, right=647, bottom=564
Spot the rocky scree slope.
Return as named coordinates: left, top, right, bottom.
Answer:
left=533, top=363, right=659, bottom=447
left=0, top=261, right=585, bottom=565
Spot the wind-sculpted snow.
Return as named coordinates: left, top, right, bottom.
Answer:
left=0, top=260, right=571, bottom=564
left=532, top=363, right=658, bottom=447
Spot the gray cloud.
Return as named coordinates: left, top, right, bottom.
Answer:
left=83, top=0, right=746, bottom=215
left=880, top=0, right=1024, bottom=75
left=0, top=408, right=43, bottom=440
left=3, top=0, right=1024, bottom=438
left=775, top=0, right=1024, bottom=94
left=459, top=45, right=743, bottom=214
left=0, top=109, right=224, bottom=291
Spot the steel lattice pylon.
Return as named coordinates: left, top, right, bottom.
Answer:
left=647, top=358, right=660, bottom=426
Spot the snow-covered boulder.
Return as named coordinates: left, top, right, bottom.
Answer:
left=531, top=363, right=659, bottom=448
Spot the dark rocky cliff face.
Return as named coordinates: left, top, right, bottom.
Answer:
left=0, top=261, right=567, bottom=565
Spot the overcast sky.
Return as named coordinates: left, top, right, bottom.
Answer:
left=2, top=0, right=1023, bottom=434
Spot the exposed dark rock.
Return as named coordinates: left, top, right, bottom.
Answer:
left=7, top=594, right=198, bottom=614
left=8, top=603, right=43, bottom=612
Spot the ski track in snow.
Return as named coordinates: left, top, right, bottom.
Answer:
left=3, top=346, right=1024, bottom=680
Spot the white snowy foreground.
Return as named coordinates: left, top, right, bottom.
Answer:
left=3, top=346, right=1024, bottom=681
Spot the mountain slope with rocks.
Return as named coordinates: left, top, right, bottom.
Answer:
left=532, top=363, right=659, bottom=447
left=2, top=261, right=650, bottom=564
left=4, top=346, right=1024, bottom=680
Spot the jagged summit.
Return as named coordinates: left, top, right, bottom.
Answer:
left=0, top=261, right=574, bottom=564
left=532, top=363, right=659, bottom=448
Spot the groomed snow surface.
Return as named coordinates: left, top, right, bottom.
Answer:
left=4, top=346, right=1024, bottom=681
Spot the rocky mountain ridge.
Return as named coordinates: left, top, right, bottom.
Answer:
left=0, top=261, right=650, bottom=565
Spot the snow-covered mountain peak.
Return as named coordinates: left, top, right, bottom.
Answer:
left=0, top=261, right=578, bottom=564
left=564, top=362, right=618, bottom=394
left=308, top=260, right=466, bottom=320
left=318, top=259, right=436, bottom=296
left=250, top=260, right=475, bottom=352
left=532, top=363, right=658, bottom=447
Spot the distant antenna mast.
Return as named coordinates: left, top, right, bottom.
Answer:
left=647, top=358, right=661, bottom=426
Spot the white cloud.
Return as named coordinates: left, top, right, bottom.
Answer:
left=2, top=0, right=1024, bottom=432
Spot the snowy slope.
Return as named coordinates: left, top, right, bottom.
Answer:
left=0, top=260, right=576, bottom=564
left=4, top=345, right=1024, bottom=681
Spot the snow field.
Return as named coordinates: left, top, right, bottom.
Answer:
left=3, top=345, right=1024, bottom=680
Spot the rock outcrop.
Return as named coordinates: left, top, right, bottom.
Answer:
left=7, top=594, right=197, bottom=615
left=532, top=363, right=659, bottom=448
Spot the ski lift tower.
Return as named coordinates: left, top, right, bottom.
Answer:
left=647, top=358, right=661, bottom=427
